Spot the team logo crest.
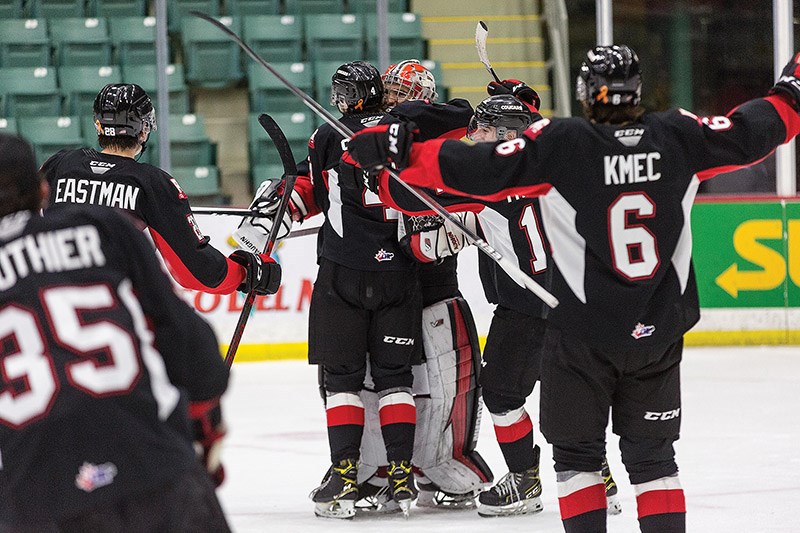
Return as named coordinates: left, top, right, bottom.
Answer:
left=631, top=322, right=656, bottom=339
left=374, top=249, right=394, bottom=262
left=75, top=462, right=118, bottom=492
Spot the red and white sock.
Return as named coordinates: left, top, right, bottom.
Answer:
left=490, top=407, right=536, bottom=472
left=325, top=392, right=364, bottom=461
left=557, top=471, right=607, bottom=532
left=378, top=390, right=416, bottom=461
left=635, top=475, right=686, bottom=532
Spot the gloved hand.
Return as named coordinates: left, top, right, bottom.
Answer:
left=770, top=52, right=800, bottom=110
left=347, top=122, right=418, bottom=175
left=189, top=398, right=227, bottom=487
left=338, top=151, right=382, bottom=194
left=487, top=79, right=541, bottom=112
left=229, top=250, right=282, bottom=295
left=231, top=179, right=306, bottom=254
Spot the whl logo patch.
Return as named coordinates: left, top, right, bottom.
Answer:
left=75, top=462, right=117, bottom=492
left=631, top=322, right=655, bottom=339
left=374, top=249, right=394, bottom=262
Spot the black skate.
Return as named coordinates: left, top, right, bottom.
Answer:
left=477, top=445, right=543, bottom=517
left=310, top=459, right=359, bottom=519
left=602, top=457, right=622, bottom=515
left=416, top=478, right=478, bottom=509
left=388, top=460, right=418, bottom=517
left=355, top=478, right=399, bottom=514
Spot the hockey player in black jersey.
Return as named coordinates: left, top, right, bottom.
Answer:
left=0, top=133, right=231, bottom=531
left=347, top=45, right=800, bottom=533
left=42, top=83, right=281, bottom=297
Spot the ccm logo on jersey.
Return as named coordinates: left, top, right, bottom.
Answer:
left=383, top=336, right=415, bottom=345
left=604, top=152, right=661, bottom=185
left=644, top=408, right=680, bottom=421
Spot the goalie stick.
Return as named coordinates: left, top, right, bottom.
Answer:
left=191, top=11, right=558, bottom=308
left=475, top=21, right=503, bottom=83
left=224, top=113, right=298, bottom=366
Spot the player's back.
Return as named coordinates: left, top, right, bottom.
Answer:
left=0, top=205, right=196, bottom=523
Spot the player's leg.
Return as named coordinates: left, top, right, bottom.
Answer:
left=613, top=339, right=685, bottom=533
left=367, top=268, right=423, bottom=515
left=539, top=326, right=617, bottom=533
left=477, top=306, right=545, bottom=517
left=308, top=260, right=371, bottom=519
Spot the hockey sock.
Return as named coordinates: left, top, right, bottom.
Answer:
left=378, top=389, right=416, bottom=462
left=557, top=470, right=607, bottom=532
left=325, top=392, right=364, bottom=462
left=634, top=475, right=686, bottom=533
left=490, top=407, right=536, bottom=472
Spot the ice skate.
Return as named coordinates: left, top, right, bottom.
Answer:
left=477, top=445, right=543, bottom=517
left=355, top=478, right=400, bottom=513
left=602, top=457, right=623, bottom=515
left=416, top=479, right=477, bottom=509
left=388, top=460, right=418, bottom=518
left=310, top=459, right=359, bottom=519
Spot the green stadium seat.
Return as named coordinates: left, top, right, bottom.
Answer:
left=80, top=115, right=100, bottom=148
left=109, top=16, right=160, bottom=67
left=348, top=0, right=406, bottom=13
left=171, top=165, right=221, bottom=198
left=0, top=67, right=61, bottom=118
left=27, top=0, right=85, bottom=18
left=248, top=111, right=312, bottom=171
left=165, top=113, right=217, bottom=167
left=181, top=16, right=244, bottom=88
left=250, top=164, right=285, bottom=189
left=122, top=63, right=191, bottom=115
left=168, top=0, right=219, bottom=33
left=226, top=0, right=279, bottom=16
left=365, top=12, right=424, bottom=63
left=18, top=115, right=84, bottom=166
left=243, top=15, right=303, bottom=64
left=248, top=62, right=312, bottom=113
left=0, top=19, right=51, bottom=68
left=305, top=14, right=364, bottom=62
left=88, top=0, right=148, bottom=17
left=59, top=65, right=122, bottom=116
left=0, top=1, right=25, bottom=18
left=50, top=18, right=113, bottom=67
left=284, top=0, right=344, bottom=15
left=0, top=117, right=18, bottom=135
left=313, top=60, right=349, bottom=105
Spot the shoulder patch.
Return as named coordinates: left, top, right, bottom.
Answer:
left=186, top=213, right=205, bottom=242
left=169, top=178, right=188, bottom=200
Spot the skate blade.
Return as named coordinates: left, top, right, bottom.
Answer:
left=398, top=499, right=411, bottom=518
left=416, top=491, right=476, bottom=509
left=314, top=500, right=356, bottom=519
left=607, top=494, right=623, bottom=515
left=477, top=497, right=544, bottom=517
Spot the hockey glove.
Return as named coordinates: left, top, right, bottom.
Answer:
left=347, top=122, right=418, bottom=174
left=229, top=250, right=282, bottom=295
left=231, top=179, right=308, bottom=254
left=398, top=212, right=476, bottom=263
left=487, top=79, right=542, bottom=112
left=189, top=398, right=227, bottom=487
left=770, top=52, right=800, bottom=111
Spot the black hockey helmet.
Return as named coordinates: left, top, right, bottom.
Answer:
left=468, top=95, right=533, bottom=141
left=330, top=61, right=384, bottom=114
left=93, top=83, right=157, bottom=138
left=576, top=45, right=642, bottom=107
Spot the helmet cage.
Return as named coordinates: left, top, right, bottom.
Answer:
left=382, top=60, right=437, bottom=104
left=576, top=45, right=642, bottom=108
left=93, top=83, right=157, bottom=138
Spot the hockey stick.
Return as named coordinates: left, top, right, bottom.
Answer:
left=191, top=12, right=558, bottom=308
left=475, top=21, right=502, bottom=83
left=225, top=113, right=298, bottom=366
left=193, top=206, right=271, bottom=218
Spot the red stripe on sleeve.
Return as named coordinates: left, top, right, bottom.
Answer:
left=326, top=405, right=365, bottom=427
left=149, top=228, right=244, bottom=294
left=764, top=93, right=800, bottom=142
left=558, top=483, right=607, bottom=520
left=636, top=489, right=686, bottom=519
left=379, top=403, right=417, bottom=426
left=493, top=413, right=533, bottom=444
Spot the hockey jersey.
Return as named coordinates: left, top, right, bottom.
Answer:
left=0, top=205, right=228, bottom=523
left=42, top=148, right=246, bottom=293
left=387, top=94, right=800, bottom=354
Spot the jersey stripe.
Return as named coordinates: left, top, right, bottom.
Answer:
left=672, top=176, right=700, bottom=293
left=539, top=187, right=587, bottom=303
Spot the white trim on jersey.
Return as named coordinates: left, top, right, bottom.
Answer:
left=326, top=391, right=364, bottom=409
left=540, top=187, right=588, bottom=303
left=326, top=167, right=344, bottom=237
left=672, top=176, right=700, bottom=294
left=633, top=474, right=682, bottom=496
left=477, top=206, right=526, bottom=287
left=557, top=471, right=604, bottom=497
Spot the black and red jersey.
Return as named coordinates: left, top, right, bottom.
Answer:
left=42, top=148, right=246, bottom=293
left=0, top=205, right=228, bottom=523
left=388, top=94, right=800, bottom=353
left=304, top=112, right=416, bottom=271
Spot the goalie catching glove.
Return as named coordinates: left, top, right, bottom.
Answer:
left=231, top=178, right=308, bottom=254
left=189, top=397, right=227, bottom=487
left=487, top=79, right=541, bottom=113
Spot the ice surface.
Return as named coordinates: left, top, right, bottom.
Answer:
left=218, top=346, right=800, bottom=532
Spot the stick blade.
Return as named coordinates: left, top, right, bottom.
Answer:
left=474, top=20, right=491, bottom=70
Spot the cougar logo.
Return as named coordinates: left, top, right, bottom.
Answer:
left=383, top=336, right=415, bottom=345
left=644, top=408, right=680, bottom=421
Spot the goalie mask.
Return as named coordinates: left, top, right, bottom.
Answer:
left=576, top=45, right=642, bottom=108
left=467, top=95, right=533, bottom=142
left=93, top=83, right=157, bottom=138
left=382, top=60, right=437, bottom=107
left=330, top=61, right=384, bottom=114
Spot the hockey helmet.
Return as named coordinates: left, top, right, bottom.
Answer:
left=468, top=95, right=533, bottom=141
left=93, top=83, right=157, bottom=138
left=382, top=59, right=437, bottom=105
left=330, top=61, right=384, bottom=114
left=576, top=45, right=642, bottom=107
